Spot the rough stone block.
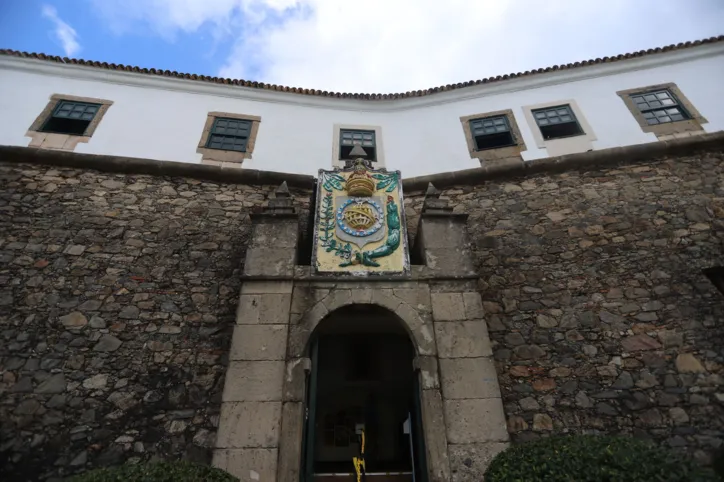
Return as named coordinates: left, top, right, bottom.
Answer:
left=299, top=298, right=328, bottom=328
left=222, top=361, right=284, bottom=402
left=322, top=289, right=352, bottom=312
left=448, top=442, right=508, bottom=482
left=350, top=288, right=374, bottom=304
left=440, top=357, right=501, bottom=400
left=43, top=133, right=70, bottom=150
left=435, top=320, right=492, bottom=358
left=421, top=389, right=452, bottom=482
left=283, top=358, right=310, bottom=402
left=462, top=292, right=485, bottom=319
left=286, top=324, right=311, bottom=358
left=444, top=398, right=509, bottom=444
left=213, top=448, right=278, bottom=482
left=241, top=281, right=293, bottom=295
left=415, top=356, right=440, bottom=390
left=216, top=401, right=282, bottom=448
left=291, top=285, right=330, bottom=314
left=277, top=402, right=304, bottom=482
left=250, top=221, right=298, bottom=248
left=431, top=292, right=466, bottom=321
left=397, top=302, right=437, bottom=356
left=418, top=218, right=469, bottom=249
left=393, top=287, right=432, bottom=313
left=244, top=248, right=296, bottom=277
left=425, top=249, right=476, bottom=276
left=236, top=293, right=291, bottom=324
left=230, top=325, right=288, bottom=361
left=371, top=289, right=403, bottom=312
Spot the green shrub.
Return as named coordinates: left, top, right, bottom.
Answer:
left=67, top=460, right=238, bottom=482
left=484, top=435, right=717, bottom=482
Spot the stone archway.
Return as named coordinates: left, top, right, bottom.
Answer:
left=278, top=297, right=449, bottom=482
left=289, top=289, right=437, bottom=359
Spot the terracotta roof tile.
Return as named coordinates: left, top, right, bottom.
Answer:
left=1, top=36, right=722, bottom=100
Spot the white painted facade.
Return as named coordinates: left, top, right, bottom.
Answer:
left=0, top=43, right=723, bottom=178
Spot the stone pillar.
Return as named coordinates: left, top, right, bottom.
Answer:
left=432, top=286, right=509, bottom=481
left=415, top=183, right=509, bottom=480
left=213, top=183, right=298, bottom=481
left=412, top=183, right=476, bottom=277
left=243, top=181, right=299, bottom=277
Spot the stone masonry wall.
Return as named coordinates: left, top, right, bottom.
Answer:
left=0, top=162, right=311, bottom=481
left=405, top=151, right=724, bottom=465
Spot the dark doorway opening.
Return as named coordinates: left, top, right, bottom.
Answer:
left=302, top=305, right=427, bottom=482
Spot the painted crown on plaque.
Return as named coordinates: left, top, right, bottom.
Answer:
left=346, top=159, right=376, bottom=197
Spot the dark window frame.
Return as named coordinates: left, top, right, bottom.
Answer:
left=469, top=115, right=516, bottom=151
left=40, top=99, right=102, bottom=136
left=339, top=129, right=377, bottom=162
left=532, top=104, right=584, bottom=140
left=530, top=104, right=586, bottom=141
left=629, top=89, right=691, bottom=126
left=205, top=117, right=252, bottom=153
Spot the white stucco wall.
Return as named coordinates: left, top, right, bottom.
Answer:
left=1, top=43, right=723, bottom=178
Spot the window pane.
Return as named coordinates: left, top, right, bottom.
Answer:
left=538, top=118, right=549, bottom=125
left=646, top=117, right=659, bottom=125
left=661, top=98, right=675, bottom=106
left=644, top=94, right=657, bottom=102
left=656, top=92, right=671, bottom=100
left=340, top=129, right=375, bottom=148
left=211, top=118, right=252, bottom=138
left=535, top=112, right=546, bottom=119
left=670, top=113, right=684, bottom=121
left=470, top=115, right=510, bottom=136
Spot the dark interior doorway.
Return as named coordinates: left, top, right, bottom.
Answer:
left=302, top=305, right=427, bottom=482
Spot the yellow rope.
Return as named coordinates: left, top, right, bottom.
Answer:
left=353, top=429, right=366, bottom=482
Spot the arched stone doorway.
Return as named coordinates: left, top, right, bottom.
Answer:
left=300, top=304, right=429, bottom=482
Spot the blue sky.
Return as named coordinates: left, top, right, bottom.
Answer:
left=0, top=0, right=239, bottom=77
left=1, top=0, right=723, bottom=93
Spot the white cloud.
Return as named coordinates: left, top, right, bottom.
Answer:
left=41, top=4, right=81, bottom=57
left=90, top=0, right=724, bottom=92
